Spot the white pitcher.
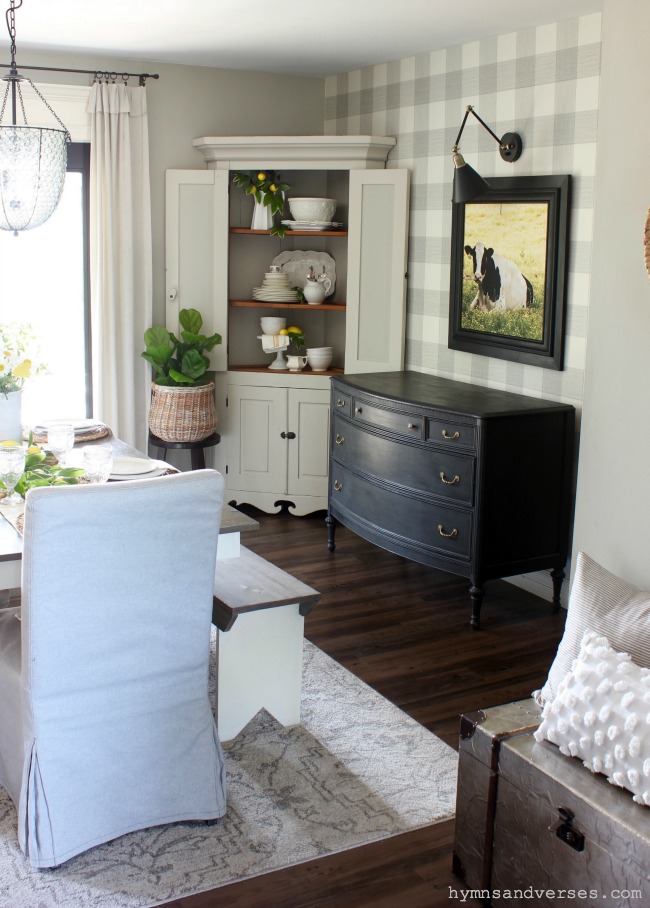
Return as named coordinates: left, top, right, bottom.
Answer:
left=303, top=267, right=332, bottom=305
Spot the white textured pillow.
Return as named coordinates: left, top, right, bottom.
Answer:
left=535, top=630, right=650, bottom=805
left=535, top=552, right=650, bottom=705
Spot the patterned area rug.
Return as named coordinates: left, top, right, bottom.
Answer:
left=0, top=638, right=457, bottom=908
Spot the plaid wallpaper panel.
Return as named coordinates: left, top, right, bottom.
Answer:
left=325, top=13, right=602, bottom=408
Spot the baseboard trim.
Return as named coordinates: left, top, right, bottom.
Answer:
left=505, top=565, right=571, bottom=610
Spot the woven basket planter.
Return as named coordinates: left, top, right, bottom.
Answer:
left=148, top=381, right=217, bottom=442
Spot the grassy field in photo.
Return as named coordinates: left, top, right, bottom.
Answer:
left=461, top=202, right=548, bottom=341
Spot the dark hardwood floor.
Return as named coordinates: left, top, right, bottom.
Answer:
left=167, top=506, right=566, bottom=908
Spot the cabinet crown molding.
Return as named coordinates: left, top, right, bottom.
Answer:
left=192, top=135, right=396, bottom=170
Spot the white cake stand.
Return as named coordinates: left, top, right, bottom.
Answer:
left=258, top=334, right=290, bottom=370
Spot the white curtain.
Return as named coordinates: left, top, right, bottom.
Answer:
left=87, top=82, right=152, bottom=451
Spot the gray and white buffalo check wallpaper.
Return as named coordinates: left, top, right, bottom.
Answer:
left=325, top=13, right=601, bottom=412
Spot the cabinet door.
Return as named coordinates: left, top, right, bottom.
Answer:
left=287, top=388, right=330, bottom=499
left=165, top=170, right=229, bottom=372
left=345, top=169, right=410, bottom=374
left=227, top=385, right=287, bottom=493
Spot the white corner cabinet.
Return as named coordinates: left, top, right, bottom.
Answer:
left=165, top=136, right=410, bottom=514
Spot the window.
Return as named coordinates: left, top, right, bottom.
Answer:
left=0, top=142, right=91, bottom=426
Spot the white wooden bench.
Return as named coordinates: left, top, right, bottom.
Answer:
left=212, top=546, right=320, bottom=741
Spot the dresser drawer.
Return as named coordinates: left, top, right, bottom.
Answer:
left=330, top=465, right=472, bottom=561
left=332, top=415, right=474, bottom=505
left=351, top=398, right=424, bottom=440
left=332, top=390, right=352, bottom=418
left=427, top=417, right=476, bottom=452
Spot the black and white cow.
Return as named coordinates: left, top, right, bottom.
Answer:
left=464, top=242, right=533, bottom=311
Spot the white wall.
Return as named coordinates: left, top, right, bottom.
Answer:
left=571, top=0, right=650, bottom=585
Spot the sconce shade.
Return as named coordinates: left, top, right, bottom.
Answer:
left=452, top=150, right=491, bottom=204
left=0, top=125, right=68, bottom=232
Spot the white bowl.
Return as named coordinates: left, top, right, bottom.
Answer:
left=260, top=317, right=287, bottom=335
left=306, top=348, right=333, bottom=371
left=288, top=197, right=337, bottom=223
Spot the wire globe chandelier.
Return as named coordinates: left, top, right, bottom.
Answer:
left=0, top=0, right=70, bottom=235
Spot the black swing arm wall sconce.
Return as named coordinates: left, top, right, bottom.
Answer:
left=452, top=104, right=523, bottom=203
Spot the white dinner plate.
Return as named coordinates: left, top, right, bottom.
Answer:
left=109, top=460, right=172, bottom=481
left=39, top=418, right=104, bottom=432
left=110, top=456, right=159, bottom=476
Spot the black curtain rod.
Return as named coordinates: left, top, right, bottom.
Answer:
left=0, top=62, right=159, bottom=85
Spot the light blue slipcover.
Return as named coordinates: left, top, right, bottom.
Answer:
left=0, top=469, right=226, bottom=868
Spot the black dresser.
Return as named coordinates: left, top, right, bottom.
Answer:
left=326, top=372, right=576, bottom=627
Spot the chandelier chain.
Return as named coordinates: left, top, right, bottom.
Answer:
left=5, top=0, right=20, bottom=68
left=25, top=78, right=71, bottom=138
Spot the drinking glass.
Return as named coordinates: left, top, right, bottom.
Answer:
left=82, top=444, right=113, bottom=483
left=47, top=424, right=75, bottom=466
left=0, top=445, right=26, bottom=506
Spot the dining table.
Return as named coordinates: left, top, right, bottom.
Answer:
left=0, top=433, right=258, bottom=593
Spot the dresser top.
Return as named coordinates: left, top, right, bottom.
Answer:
left=334, top=372, right=575, bottom=419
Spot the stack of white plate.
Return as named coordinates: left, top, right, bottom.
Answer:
left=281, top=220, right=343, bottom=232
left=252, top=270, right=300, bottom=302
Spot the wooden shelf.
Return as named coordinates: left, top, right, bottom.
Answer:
left=230, top=228, right=348, bottom=237
left=230, top=300, right=346, bottom=311
left=229, top=365, right=344, bottom=376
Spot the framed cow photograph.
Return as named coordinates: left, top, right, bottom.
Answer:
left=448, top=174, right=570, bottom=369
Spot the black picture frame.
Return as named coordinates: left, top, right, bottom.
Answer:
left=448, top=174, right=570, bottom=370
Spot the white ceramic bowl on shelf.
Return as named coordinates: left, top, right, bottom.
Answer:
left=306, top=346, right=333, bottom=372
left=288, top=197, right=337, bottom=223
left=260, top=317, right=287, bottom=335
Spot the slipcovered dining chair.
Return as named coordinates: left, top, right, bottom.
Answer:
left=0, top=469, right=226, bottom=869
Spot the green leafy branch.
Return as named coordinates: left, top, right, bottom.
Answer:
left=232, top=170, right=290, bottom=237
left=0, top=451, right=85, bottom=499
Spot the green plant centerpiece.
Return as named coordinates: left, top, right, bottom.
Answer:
left=142, top=308, right=221, bottom=386
left=142, top=308, right=221, bottom=443
left=0, top=439, right=84, bottom=499
left=232, top=170, right=290, bottom=237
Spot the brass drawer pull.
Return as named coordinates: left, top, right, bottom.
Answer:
left=407, top=422, right=418, bottom=430
left=335, top=434, right=345, bottom=445
left=334, top=479, right=343, bottom=491
left=439, top=472, right=460, bottom=486
left=438, top=524, right=458, bottom=538
left=336, top=398, right=346, bottom=407
left=442, top=429, right=460, bottom=440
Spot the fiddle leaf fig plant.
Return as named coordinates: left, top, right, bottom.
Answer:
left=142, top=308, right=221, bottom=386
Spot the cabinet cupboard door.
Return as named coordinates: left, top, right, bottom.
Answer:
left=227, top=385, right=287, bottom=493
left=165, top=170, right=229, bottom=372
left=287, top=389, right=330, bottom=498
left=345, top=169, right=410, bottom=374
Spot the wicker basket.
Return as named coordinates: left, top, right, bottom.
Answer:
left=148, top=381, right=217, bottom=442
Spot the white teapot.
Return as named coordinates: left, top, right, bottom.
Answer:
left=303, top=266, right=332, bottom=306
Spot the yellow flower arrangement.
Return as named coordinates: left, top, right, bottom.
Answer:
left=0, top=323, right=45, bottom=398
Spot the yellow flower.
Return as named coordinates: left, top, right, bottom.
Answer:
left=12, top=359, right=32, bottom=379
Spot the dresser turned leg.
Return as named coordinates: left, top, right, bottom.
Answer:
left=325, top=513, right=337, bottom=552
left=469, top=586, right=484, bottom=630
left=550, top=567, right=565, bottom=613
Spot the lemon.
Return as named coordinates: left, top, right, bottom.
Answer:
left=27, top=444, right=41, bottom=455
left=257, top=171, right=267, bottom=181
left=0, top=439, right=20, bottom=446
left=269, top=183, right=277, bottom=192
left=279, top=328, right=289, bottom=336
left=287, top=326, right=302, bottom=334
